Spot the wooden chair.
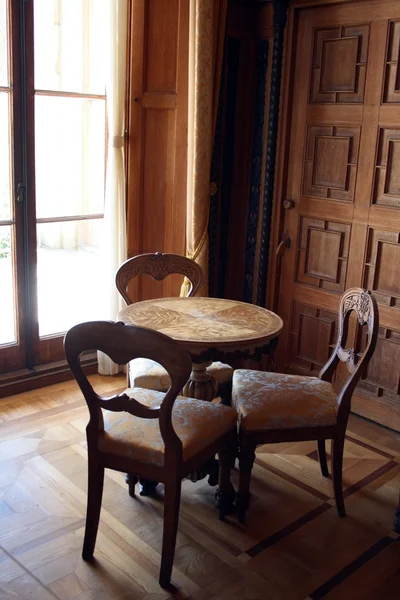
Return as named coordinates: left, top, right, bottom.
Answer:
left=115, top=252, right=233, bottom=399
left=232, top=288, right=379, bottom=523
left=64, top=321, right=237, bottom=587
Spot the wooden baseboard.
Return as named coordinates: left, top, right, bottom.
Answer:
left=352, top=391, right=400, bottom=434
left=0, top=353, right=97, bottom=398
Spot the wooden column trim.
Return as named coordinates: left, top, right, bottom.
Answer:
left=244, top=39, right=269, bottom=303
left=256, top=0, right=289, bottom=307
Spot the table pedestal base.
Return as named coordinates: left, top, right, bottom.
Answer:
left=125, top=474, right=159, bottom=497
left=125, top=364, right=221, bottom=500
left=182, top=361, right=218, bottom=401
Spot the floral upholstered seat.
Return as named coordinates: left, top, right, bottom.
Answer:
left=232, top=370, right=338, bottom=431
left=128, top=358, right=233, bottom=392
left=99, top=387, right=237, bottom=467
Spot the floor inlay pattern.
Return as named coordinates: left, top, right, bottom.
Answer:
left=0, top=375, right=399, bottom=599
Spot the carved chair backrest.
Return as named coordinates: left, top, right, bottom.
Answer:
left=319, top=288, right=378, bottom=417
left=64, top=321, right=192, bottom=458
left=115, top=252, right=203, bottom=305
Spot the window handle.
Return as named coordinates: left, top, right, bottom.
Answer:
left=16, top=182, right=25, bottom=203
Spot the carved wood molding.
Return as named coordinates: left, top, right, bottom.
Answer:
left=121, top=254, right=202, bottom=283
left=343, top=290, right=372, bottom=326
left=191, top=336, right=279, bottom=363
left=115, top=252, right=203, bottom=305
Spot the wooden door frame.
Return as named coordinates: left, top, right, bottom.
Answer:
left=266, top=0, right=377, bottom=311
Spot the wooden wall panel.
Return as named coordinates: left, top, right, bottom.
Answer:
left=126, top=0, right=189, bottom=302
left=146, top=0, right=179, bottom=91
left=270, top=0, right=400, bottom=430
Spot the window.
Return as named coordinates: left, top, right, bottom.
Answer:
left=0, top=0, right=108, bottom=374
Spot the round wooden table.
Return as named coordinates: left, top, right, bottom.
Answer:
left=119, top=297, right=283, bottom=497
left=118, top=296, right=283, bottom=401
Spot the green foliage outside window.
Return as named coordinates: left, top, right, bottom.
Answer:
left=0, top=231, right=11, bottom=259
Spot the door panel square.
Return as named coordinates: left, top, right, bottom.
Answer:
left=385, top=141, right=400, bottom=196
left=306, top=229, right=341, bottom=280
left=303, top=126, right=359, bottom=202
left=374, top=242, right=400, bottom=297
left=313, top=136, right=350, bottom=189
left=383, top=21, right=400, bottom=103
left=373, top=129, right=400, bottom=207
left=320, top=37, right=358, bottom=92
left=310, top=25, right=369, bottom=103
left=298, top=314, right=334, bottom=364
left=297, top=217, right=350, bottom=293
left=289, top=302, right=338, bottom=376
left=363, top=229, right=400, bottom=308
left=357, top=327, right=400, bottom=406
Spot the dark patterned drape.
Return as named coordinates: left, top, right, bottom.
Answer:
left=208, top=39, right=240, bottom=298
left=208, top=60, right=225, bottom=298
left=244, top=39, right=269, bottom=303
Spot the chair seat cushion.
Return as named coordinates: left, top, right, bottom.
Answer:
left=232, top=370, right=337, bottom=432
left=207, top=362, right=234, bottom=384
left=128, top=359, right=171, bottom=391
left=128, top=358, right=233, bottom=391
left=98, top=387, right=237, bottom=467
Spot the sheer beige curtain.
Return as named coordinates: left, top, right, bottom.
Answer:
left=183, top=0, right=227, bottom=297
left=98, top=0, right=128, bottom=375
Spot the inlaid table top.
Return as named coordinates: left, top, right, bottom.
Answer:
left=118, top=297, right=283, bottom=359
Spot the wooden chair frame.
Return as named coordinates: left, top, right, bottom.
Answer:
left=64, top=321, right=236, bottom=587
left=236, top=288, right=379, bottom=522
left=115, top=252, right=203, bottom=305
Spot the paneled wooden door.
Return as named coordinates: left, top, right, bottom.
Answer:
left=276, top=0, right=400, bottom=430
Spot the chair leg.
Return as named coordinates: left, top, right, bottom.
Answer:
left=159, top=476, right=182, bottom=588
left=317, top=439, right=329, bottom=478
left=236, top=443, right=256, bottom=524
left=217, top=433, right=236, bottom=520
left=82, top=455, right=105, bottom=561
left=219, top=380, right=233, bottom=406
left=125, top=473, right=138, bottom=497
left=331, top=435, right=346, bottom=518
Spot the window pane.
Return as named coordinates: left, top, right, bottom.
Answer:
left=35, top=96, right=106, bottom=218
left=0, top=0, right=8, bottom=87
left=34, top=0, right=107, bottom=94
left=37, top=219, right=105, bottom=337
left=0, top=92, right=11, bottom=220
left=0, top=225, right=16, bottom=344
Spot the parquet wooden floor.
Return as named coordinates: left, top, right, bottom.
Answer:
left=1, top=375, right=399, bottom=600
